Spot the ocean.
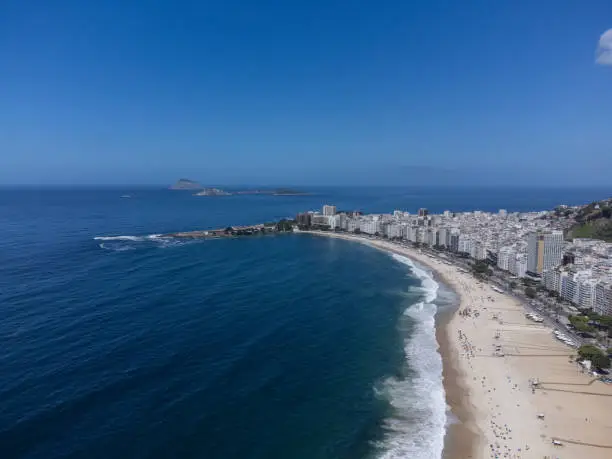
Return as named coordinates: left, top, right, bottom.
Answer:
left=0, top=186, right=609, bottom=459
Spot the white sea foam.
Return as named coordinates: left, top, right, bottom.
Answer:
left=375, top=254, right=446, bottom=459
left=94, top=235, right=145, bottom=242
left=392, top=254, right=439, bottom=303
left=94, top=233, right=195, bottom=250
left=98, top=242, right=134, bottom=251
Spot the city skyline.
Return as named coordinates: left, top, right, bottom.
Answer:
left=0, top=2, right=611, bottom=186
left=297, top=199, right=612, bottom=316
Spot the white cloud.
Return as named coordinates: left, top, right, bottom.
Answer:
left=596, top=29, right=612, bottom=65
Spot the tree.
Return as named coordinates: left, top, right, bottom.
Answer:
left=472, top=261, right=490, bottom=275
left=569, top=315, right=596, bottom=333
left=509, top=281, right=517, bottom=290
left=524, top=287, right=536, bottom=298
left=276, top=219, right=293, bottom=232
left=577, top=344, right=611, bottom=369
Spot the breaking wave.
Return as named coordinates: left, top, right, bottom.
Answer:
left=93, top=234, right=162, bottom=242
left=375, top=254, right=446, bottom=459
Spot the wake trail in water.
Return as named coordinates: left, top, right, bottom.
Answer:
left=375, top=254, right=446, bottom=459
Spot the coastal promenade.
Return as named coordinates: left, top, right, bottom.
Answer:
left=301, top=231, right=612, bottom=459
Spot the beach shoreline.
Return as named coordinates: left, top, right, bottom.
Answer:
left=300, top=231, right=478, bottom=458
left=300, top=230, right=612, bottom=459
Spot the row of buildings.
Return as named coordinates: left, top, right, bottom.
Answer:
left=296, top=204, right=612, bottom=316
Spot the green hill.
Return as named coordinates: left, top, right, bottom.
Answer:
left=570, top=220, right=612, bottom=242
left=569, top=199, right=612, bottom=241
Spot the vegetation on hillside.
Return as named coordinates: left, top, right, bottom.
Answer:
left=570, top=220, right=612, bottom=242
left=569, top=199, right=612, bottom=242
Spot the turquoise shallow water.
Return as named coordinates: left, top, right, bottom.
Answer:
left=1, top=186, right=608, bottom=459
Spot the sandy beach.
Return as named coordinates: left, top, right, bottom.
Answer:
left=302, top=231, right=612, bottom=459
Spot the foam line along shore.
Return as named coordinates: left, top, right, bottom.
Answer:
left=300, top=230, right=612, bottom=459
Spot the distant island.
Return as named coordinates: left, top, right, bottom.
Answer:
left=169, top=179, right=202, bottom=190
left=169, top=180, right=310, bottom=196
left=235, top=188, right=311, bottom=196
left=195, top=188, right=232, bottom=196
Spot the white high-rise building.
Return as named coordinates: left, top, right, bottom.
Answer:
left=577, top=278, right=598, bottom=309
left=361, top=220, right=381, bottom=235
left=416, top=228, right=426, bottom=243
left=407, top=226, right=418, bottom=242
left=458, top=235, right=472, bottom=254
left=527, top=230, right=564, bottom=275
left=386, top=223, right=402, bottom=239
left=347, top=219, right=360, bottom=233
left=426, top=228, right=436, bottom=246
left=543, top=268, right=561, bottom=292
left=509, top=254, right=527, bottom=278
left=595, top=282, right=612, bottom=316
left=497, top=247, right=514, bottom=271
left=322, top=205, right=337, bottom=216
left=560, top=272, right=578, bottom=304
left=515, top=255, right=528, bottom=278
left=437, top=228, right=448, bottom=248
left=329, top=214, right=346, bottom=229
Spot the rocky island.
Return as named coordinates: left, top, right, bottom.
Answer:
left=169, top=178, right=202, bottom=190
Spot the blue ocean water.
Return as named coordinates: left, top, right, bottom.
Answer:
left=0, top=186, right=609, bottom=459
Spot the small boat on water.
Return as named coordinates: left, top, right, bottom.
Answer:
left=121, top=195, right=132, bottom=198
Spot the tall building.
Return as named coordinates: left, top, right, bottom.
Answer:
left=311, top=214, right=330, bottom=227
left=595, top=282, right=612, bottom=316
left=418, top=208, right=428, bottom=217
left=515, top=255, right=528, bottom=278
left=386, top=223, right=402, bottom=239
left=322, top=205, right=337, bottom=216
left=497, top=247, right=514, bottom=271
left=437, top=228, right=448, bottom=248
left=295, top=212, right=312, bottom=227
left=527, top=230, right=564, bottom=276
left=362, top=220, right=381, bottom=235
left=347, top=219, right=360, bottom=233
left=449, top=230, right=460, bottom=252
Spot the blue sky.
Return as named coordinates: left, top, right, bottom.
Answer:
left=1, top=1, right=611, bottom=186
